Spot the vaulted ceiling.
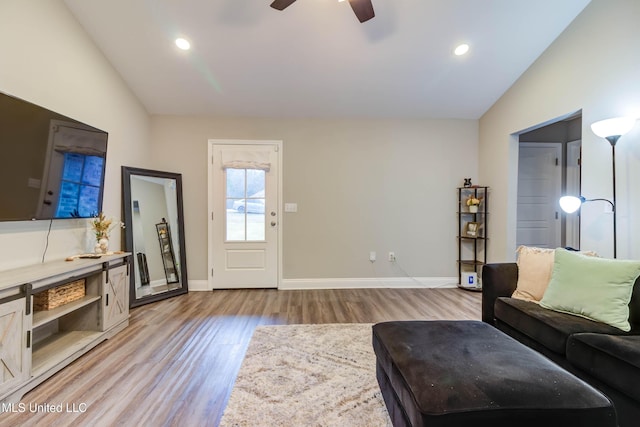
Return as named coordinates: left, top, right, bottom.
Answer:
left=64, top=0, right=591, bottom=119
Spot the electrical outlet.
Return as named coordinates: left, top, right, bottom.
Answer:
left=388, top=252, right=396, bottom=262
left=369, top=252, right=376, bottom=262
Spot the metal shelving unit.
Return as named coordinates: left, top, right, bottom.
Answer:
left=457, top=186, right=489, bottom=291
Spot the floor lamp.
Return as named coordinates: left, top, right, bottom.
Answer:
left=559, top=195, right=616, bottom=257
left=559, top=116, right=637, bottom=259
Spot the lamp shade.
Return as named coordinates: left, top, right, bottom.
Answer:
left=559, top=196, right=583, bottom=213
left=591, top=117, right=636, bottom=138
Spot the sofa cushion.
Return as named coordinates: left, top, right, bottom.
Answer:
left=494, top=297, right=623, bottom=355
left=567, top=333, right=640, bottom=403
left=512, top=246, right=555, bottom=303
left=511, top=247, right=598, bottom=303
left=540, top=249, right=640, bottom=331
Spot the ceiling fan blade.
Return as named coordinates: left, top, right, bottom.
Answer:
left=270, top=0, right=297, bottom=11
left=348, top=0, right=375, bottom=23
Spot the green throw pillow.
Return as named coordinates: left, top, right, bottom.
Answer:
left=540, top=248, right=640, bottom=331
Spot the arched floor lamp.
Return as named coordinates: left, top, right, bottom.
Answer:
left=559, top=116, right=636, bottom=259
left=559, top=195, right=616, bottom=257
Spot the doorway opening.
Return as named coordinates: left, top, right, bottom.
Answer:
left=516, top=111, right=582, bottom=250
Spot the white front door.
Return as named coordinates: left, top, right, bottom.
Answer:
left=517, top=143, right=562, bottom=248
left=208, top=141, right=281, bottom=289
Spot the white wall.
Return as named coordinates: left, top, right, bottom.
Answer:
left=479, top=0, right=640, bottom=261
left=150, top=116, right=478, bottom=282
left=0, top=0, right=150, bottom=270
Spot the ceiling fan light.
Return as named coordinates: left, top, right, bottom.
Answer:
left=454, top=44, right=470, bottom=56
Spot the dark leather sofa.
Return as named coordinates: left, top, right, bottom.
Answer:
left=482, top=263, right=640, bottom=427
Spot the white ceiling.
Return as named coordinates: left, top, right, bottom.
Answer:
left=64, top=0, right=591, bottom=119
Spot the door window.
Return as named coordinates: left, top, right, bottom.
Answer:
left=225, top=169, right=265, bottom=241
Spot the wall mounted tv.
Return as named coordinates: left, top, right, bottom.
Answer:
left=0, top=91, right=108, bottom=222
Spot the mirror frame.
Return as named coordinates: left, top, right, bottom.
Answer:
left=122, top=166, right=189, bottom=307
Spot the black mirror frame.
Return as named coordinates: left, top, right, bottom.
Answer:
left=122, top=166, right=189, bottom=307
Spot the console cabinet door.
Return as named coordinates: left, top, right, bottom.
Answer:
left=102, top=264, right=129, bottom=331
left=0, top=297, right=31, bottom=398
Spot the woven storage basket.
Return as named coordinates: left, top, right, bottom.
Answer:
left=33, top=279, right=86, bottom=311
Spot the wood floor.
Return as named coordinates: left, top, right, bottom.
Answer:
left=6, top=287, right=481, bottom=427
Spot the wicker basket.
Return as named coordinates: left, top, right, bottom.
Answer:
left=33, top=279, right=86, bottom=311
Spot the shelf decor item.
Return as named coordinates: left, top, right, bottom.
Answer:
left=466, top=195, right=482, bottom=213
left=91, top=212, right=124, bottom=254
left=33, top=279, right=86, bottom=311
left=465, top=222, right=481, bottom=237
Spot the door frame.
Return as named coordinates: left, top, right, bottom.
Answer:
left=564, top=139, right=582, bottom=249
left=207, top=139, right=283, bottom=291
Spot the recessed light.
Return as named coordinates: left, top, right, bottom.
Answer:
left=175, top=38, right=191, bottom=50
left=454, top=43, right=469, bottom=56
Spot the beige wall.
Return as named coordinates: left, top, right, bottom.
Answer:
left=0, top=0, right=150, bottom=269
left=10, top=1, right=632, bottom=280
left=479, top=0, right=640, bottom=261
left=150, top=117, right=478, bottom=281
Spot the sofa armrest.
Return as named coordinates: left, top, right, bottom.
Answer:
left=482, top=263, right=518, bottom=324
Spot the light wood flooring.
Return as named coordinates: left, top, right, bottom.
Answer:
left=6, top=287, right=481, bottom=427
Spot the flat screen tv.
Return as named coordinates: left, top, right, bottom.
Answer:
left=0, top=91, right=108, bottom=221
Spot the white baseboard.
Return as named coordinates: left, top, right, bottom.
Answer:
left=188, top=277, right=458, bottom=291
left=188, top=279, right=210, bottom=291
left=279, top=277, right=458, bottom=290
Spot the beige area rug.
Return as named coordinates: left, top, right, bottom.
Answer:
left=220, top=323, right=392, bottom=427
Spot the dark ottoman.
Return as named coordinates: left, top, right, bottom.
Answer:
left=372, top=320, right=616, bottom=427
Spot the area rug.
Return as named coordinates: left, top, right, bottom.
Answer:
left=219, top=323, right=392, bottom=427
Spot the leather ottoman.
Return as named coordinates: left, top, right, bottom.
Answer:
left=372, top=320, right=616, bottom=427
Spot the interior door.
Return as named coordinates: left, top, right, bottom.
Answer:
left=517, top=143, right=562, bottom=248
left=209, top=141, right=281, bottom=289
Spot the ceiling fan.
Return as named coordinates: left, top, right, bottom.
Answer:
left=270, top=0, right=375, bottom=23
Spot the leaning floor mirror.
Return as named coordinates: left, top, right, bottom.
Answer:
left=122, top=166, right=189, bottom=307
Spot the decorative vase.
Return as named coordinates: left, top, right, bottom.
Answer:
left=469, top=205, right=478, bottom=213
left=95, top=237, right=109, bottom=254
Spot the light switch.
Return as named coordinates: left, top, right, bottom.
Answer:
left=284, top=203, right=298, bottom=213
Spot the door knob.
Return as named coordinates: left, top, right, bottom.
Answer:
left=271, top=211, right=276, bottom=216
left=271, top=221, right=277, bottom=226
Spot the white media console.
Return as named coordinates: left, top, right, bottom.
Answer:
left=0, top=253, right=130, bottom=403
